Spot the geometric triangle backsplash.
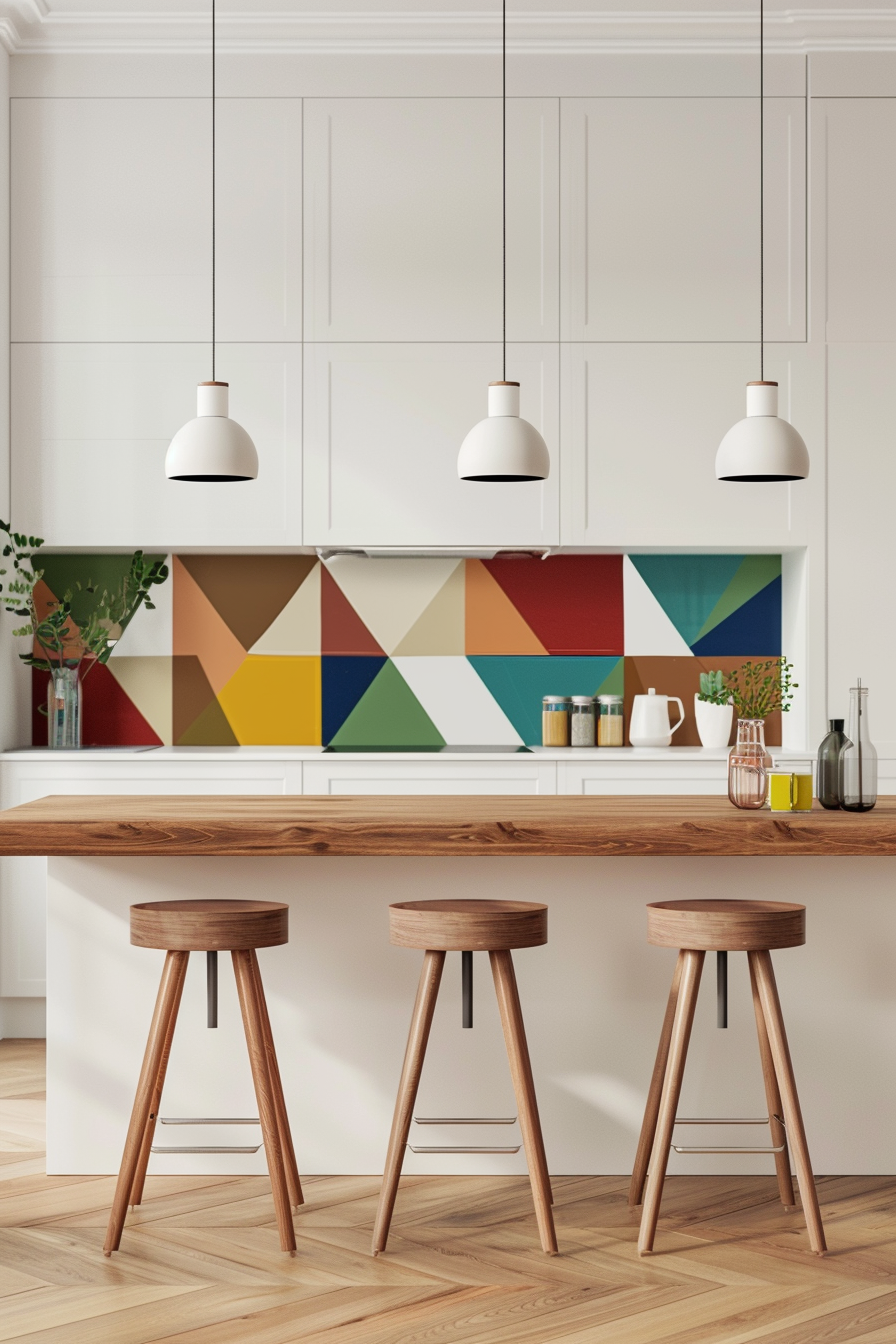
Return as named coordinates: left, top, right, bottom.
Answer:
left=31, top=553, right=783, bottom=748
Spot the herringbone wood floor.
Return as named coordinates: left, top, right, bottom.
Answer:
left=1, top=1040, right=895, bottom=1342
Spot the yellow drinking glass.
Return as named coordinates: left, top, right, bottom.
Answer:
left=790, top=761, right=814, bottom=812
left=769, top=771, right=795, bottom=811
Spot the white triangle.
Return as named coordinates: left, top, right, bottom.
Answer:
left=324, top=557, right=461, bottom=655
left=249, top=564, right=321, bottom=655
left=392, top=657, right=522, bottom=746
left=623, top=556, right=693, bottom=656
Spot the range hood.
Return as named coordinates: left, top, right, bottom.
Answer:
left=316, top=548, right=551, bottom=561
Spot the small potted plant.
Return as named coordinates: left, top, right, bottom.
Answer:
left=0, top=521, right=169, bottom=748
left=725, top=657, right=797, bottom=809
left=695, top=669, right=733, bottom=748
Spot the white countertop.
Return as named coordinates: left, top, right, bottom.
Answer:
left=0, top=745, right=812, bottom=762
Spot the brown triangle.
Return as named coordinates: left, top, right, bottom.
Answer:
left=178, top=695, right=239, bottom=747
left=321, top=565, right=384, bottom=655
left=173, top=654, right=219, bottom=743
left=178, top=555, right=317, bottom=651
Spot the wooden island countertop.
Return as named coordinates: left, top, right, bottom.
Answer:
left=0, top=794, right=895, bottom=857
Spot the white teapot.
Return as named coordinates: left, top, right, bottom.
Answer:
left=629, top=688, right=685, bottom=748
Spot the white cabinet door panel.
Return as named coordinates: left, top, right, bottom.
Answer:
left=303, top=760, right=558, bottom=795
left=304, top=342, right=559, bottom=548
left=12, top=342, right=301, bottom=549
left=814, top=100, right=896, bottom=342
left=12, top=98, right=301, bottom=343
left=560, top=342, right=820, bottom=547
left=304, top=98, right=558, bottom=342
left=561, top=98, right=805, bottom=342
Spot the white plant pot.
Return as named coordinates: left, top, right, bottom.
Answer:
left=694, top=694, right=734, bottom=749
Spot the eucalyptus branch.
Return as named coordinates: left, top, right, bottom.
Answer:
left=725, top=657, right=797, bottom=719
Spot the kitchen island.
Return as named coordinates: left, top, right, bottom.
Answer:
left=2, top=793, right=895, bottom=1179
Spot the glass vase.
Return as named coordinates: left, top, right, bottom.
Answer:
left=728, top=718, right=772, bottom=809
left=840, top=683, right=877, bottom=812
left=47, top=663, right=82, bottom=749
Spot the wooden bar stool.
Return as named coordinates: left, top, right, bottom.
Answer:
left=630, top=899, right=826, bottom=1257
left=372, top=899, right=557, bottom=1257
left=103, top=899, right=302, bottom=1257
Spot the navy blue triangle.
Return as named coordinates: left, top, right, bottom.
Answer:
left=322, top=656, right=387, bottom=743
left=691, top=576, right=781, bottom=657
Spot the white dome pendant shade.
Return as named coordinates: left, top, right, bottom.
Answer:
left=458, top=381, right=550, bottom=482
left=165, top=381, right=258, bottom=482
left=716, top=381, right=809, bottom=483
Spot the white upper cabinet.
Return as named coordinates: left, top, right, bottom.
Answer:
left=304, top=98, right=558, bottom=342
left=813, top=99, right=896, bottom=342
left=303, top=342, right=559, bottom=548
left=12, top=98, right=301, bottom=343
left=561, top=341, right=820, bottom=548
left=12, top=342, right=301, bottom=549
left=561, top=98, right=806, bottom=343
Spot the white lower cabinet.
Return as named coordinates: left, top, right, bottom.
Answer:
left=558, top=756, right=727, bottom=796
left=302, top=759, right=558, bottom=796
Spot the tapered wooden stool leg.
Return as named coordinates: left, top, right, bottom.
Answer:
left=490, top=950, right=558, bottom=1255
left=639, top=949, right=704, bottom=1256
left=232, top=950, right=296, bottom=1254
left=749, top=957, right=795, bottom=1209
left=128, top=957, right=183, bottom=1210
left=750, top=951, right=826, bottom=1256
left=248, top=951, right=303, bottom=1210
left=104, top=950, right=189, bottom=1256
left=630, top=951, right=685, bottom=1207
left=372, top=949, right=445, bottom=1256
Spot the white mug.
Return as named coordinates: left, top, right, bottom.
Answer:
left=629, top=688, right=685, bottom=748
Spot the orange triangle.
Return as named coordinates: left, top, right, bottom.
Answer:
left=464, top=560, right=549, bottom=655
left=172, top=556, right=247, bottom=695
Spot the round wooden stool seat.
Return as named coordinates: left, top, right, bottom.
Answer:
left=130, top=899, right=288, bottom=951
left=647, top=899, right=805, bottom=952
left=389, top=899, right=547, bottom=951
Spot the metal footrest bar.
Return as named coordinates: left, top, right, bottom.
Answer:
left=675, top=1117, right=778, bottom=1126
left=159, top=1117, right=260, bottom=1125
left=407, top=1144, right=522, bottom=1154
left=672, top=1143, right=787, bottom=1154
left=414, top=1116, right=517, bottom=1125
left=151, top=1144, right=264, bottom=1154
left=671, top=1114, right=786, bottom=1154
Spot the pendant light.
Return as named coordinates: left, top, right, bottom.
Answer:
left=457, top=0, right=549, bottom=483
left=715, top=0, right=808, bottom=483
left=165, top=0, right=258, bottom=482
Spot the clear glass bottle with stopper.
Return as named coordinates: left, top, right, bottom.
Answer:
left=840, top=679, right=877, bottom=812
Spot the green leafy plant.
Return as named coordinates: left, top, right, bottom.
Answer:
left=0, top=521, right=169, bottom=681
left=725, top=657, right=797, bottom=719
left=697, top=669, right=729, bottom=705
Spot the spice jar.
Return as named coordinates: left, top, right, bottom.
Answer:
left=597, top=694, right=624, bottom=747
left=570, top=696, right=596, bottom=747
left=542, top=696, right=571, bottom=747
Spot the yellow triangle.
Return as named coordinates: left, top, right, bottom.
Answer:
left=249, top=564, right=321, bottom=655
left=392, top=563, right=465, bottom=655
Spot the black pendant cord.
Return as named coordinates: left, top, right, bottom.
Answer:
left=763, top=0, right=768, bottom=381
left=211, top=0, right=216, bottom=383
left=502, top=0, right=506, bottom=382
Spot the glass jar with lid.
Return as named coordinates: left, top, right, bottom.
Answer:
left=570, top=696, right=596, bottom=747
left=542, top=696, right=571, bottom=747
left=597, top=694, right=624, bottom=747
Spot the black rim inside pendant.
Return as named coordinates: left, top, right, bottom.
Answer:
left=461, top=473, right=542, bottom=482
left=169, top=474, right=253, bottom=483
left=719, top=473, right=803, bottom=483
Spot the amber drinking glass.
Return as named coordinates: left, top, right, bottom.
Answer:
left=728, top=718, right=772, bottom=809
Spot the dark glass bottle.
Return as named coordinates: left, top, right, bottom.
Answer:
left=817, top=718, right=847, bottom=809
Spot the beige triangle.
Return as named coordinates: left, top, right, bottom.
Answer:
left=392, top=563, right=465, bottom=655
left=249, top=564, right=321, bottom=655
left=106, top=656, right=173, bottom=745
left=325, top=557, right=460, bottom=655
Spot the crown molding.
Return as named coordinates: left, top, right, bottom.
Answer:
left=4, top=6, right=896, bottom=57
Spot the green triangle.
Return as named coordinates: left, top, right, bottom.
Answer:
left=695, top=556, right=782, bottom=642
left=177, top=697, right=239, bottom=747
left=630, top=556, right=744, bottom=648
left=330, top=660, right=446, bottom=747
left=595, top=657, right=624, bottom=697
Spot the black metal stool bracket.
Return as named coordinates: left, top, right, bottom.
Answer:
left=462, top=950, right=473, bottom=1028
left=717, top=950, right=727, bottom=1028
left=207, top=950, right=218, bottom=1028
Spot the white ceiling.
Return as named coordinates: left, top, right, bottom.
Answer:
left=1, top=0, right=894, bottom=55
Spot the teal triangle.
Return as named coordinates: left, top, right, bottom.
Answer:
left=630, top=555, right=744, bottom=649
left=468, top=656, right=621, bottom=745
left=330, top=660, right=445, bottom=748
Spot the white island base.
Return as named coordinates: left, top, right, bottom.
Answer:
left=48, top=854, right=895, bottom=1178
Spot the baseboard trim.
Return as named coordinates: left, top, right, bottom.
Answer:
left=0, top=998, right=46, bottom=1039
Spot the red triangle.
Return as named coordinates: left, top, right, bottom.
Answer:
left=32, top=663, right=163, bottom=747
left=483, top=555, right=624, bottom=655
left=321, top=566, right=384, bottom=656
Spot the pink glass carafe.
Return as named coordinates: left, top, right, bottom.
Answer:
left=728, top=719, right=772, bottom=809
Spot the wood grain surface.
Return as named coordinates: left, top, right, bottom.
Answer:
left=2, top=794, right=896, bottom=857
